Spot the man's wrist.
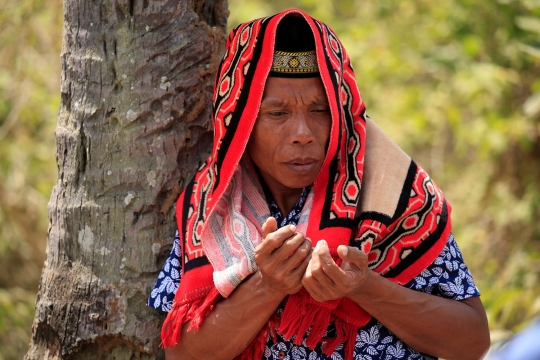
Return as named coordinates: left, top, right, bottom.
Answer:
left=347, top=269, right=385, bottom=305
left=248, top=270, right=289, bottom=304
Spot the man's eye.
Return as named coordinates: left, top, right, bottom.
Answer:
left=269, top=111, right=286, bottom=116
left=312, top=108, right=329, bottom=113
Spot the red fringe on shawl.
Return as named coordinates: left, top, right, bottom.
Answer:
left=280, top=289, right=347, bottom=354
left=161, top=288, right=221, bottom=347
left=322, top=317, right=357, bottom=359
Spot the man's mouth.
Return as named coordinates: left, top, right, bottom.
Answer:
left=284, top=158, right=318, bottom=173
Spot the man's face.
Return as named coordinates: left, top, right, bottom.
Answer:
left=247, top=76, right=331, bottom=193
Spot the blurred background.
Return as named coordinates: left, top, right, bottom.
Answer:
left=1, top=0, right=540, bottom=358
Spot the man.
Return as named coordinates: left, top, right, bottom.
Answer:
left=148, top=9, right=490, bottom=360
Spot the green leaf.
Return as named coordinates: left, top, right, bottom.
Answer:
left=516, top=16, right=540, bottom=34
left=519, top=41, right=540, bottom=58
left=523, top=90, right=540, bottom=117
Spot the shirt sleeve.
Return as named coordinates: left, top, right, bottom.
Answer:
left=404, top=233, right=480, bottom=300
left=147, top=230, right=182, bottom=312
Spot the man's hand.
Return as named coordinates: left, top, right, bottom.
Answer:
left=254, top=217, right=312, bottom=296
left=302, top=240, right=371, bottom=302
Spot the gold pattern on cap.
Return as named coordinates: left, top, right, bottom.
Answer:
left=271, top=50, right=318, bottom=73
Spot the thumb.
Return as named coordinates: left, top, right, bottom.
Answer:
left=337, top=245, right=367, bottom=266
left=262, top=217, right=277, bottom=239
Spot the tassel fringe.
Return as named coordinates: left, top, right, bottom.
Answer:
left=188, top=288, right=221, bottom=332
left=322, top=316, right=358, bottom=359
left=279, top=290, right=339, bottom=347
left=161, top=288, right=221, bottom=348
left=162, top=288, right=359, bottom=360
left=161, top=302, right=189, bottom=348
left=278, top=291, right=360, bottom=360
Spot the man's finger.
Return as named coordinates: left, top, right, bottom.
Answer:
left=293, top=248, right=313, bottom=279
left=310, top=240, right=339, bottom=287
left=283, top=238, right=312, bottom=271
left=316, top=240, right=348, bottom=283
left=262, top=217, right=277, bottom=239
left=337, top=245, right=368, bottom=267
left=271, top=231, right=305, bottom=260
left=257, top=223, right=297, bottom=255
left=302, top=263, right=326, bottom=301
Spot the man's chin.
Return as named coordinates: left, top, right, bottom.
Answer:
left=279, top=173, right=317, bottom=190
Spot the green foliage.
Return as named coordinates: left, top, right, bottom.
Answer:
left=1, top=0, right=539, bottom=358
left=0, top=0, right=62, bottom=357
left=0, top=288, right=36, bottom=359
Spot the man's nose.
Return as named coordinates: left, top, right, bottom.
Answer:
left=291, top=112, right=315, bottom=145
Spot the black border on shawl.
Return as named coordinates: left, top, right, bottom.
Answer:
left=351, top=159, right=417, bottom=227
left=342, top=100, right=364, bottom=205
left=184, top=255, right=210, bottom=272
left=391, top=160, right=417, bottom=222
left=181, top=177, right=195, bottom=241
left=318, top=22, right=354, bottom=230
left=382, top=199, right=449, bottom=279
left=354, top=211, right=392, bottom=226
left=182, top=178, right=211, bottom=272
left=213, top=17, right=273, bottom=191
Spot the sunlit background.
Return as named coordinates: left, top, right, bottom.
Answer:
left=1, top=0, right=540, bottom=358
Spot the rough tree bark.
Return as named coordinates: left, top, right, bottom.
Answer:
left=26, top=0, right=227, bottom=358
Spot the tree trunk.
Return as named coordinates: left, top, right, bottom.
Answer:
left=26, top=0, right=227, bottom=358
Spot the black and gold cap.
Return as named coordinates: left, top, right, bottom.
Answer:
left=269, top=15, right=319, bottom=78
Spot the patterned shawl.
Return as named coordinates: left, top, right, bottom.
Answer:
left=161, top=9, right=451, bottom=360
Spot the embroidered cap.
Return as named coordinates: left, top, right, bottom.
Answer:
left=271, top=50, right=318, bottom=75
left=269, top=15, right=319, bottom=78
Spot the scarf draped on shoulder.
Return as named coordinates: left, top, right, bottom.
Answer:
left=161, top=9, right=451, bottom=360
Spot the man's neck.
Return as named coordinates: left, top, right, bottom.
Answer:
left=270, top=187, right=303, bottom=217
left=257, top=170, right=304, bottom=217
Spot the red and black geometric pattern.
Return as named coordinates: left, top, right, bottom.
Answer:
left=353, top=161, right=451, bottom=285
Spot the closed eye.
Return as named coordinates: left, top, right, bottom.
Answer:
left=269, top=111, right=287, bottom=116
left=311, top=108, right=329, bottom=113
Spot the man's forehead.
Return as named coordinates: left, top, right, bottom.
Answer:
left=261, top=80, right=328, bottom=105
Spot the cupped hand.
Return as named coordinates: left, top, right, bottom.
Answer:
left=302, top=239, right=371, bottom=302
left=254, top=217, right=312, bottom=296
